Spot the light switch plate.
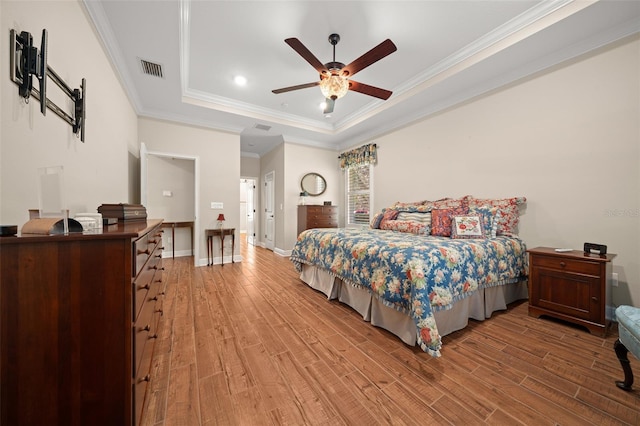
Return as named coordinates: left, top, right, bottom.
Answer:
left=211, top=202, right=224, bottom=209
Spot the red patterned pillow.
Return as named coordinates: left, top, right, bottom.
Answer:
left=378, top=209, right=399, bottom=228
left=467, top=197, right=526, bottom=235
left=431, top=207, right=468, bottom=236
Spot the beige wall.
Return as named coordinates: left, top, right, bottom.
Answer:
left=283, top=143, right=340, bottom=249
left=139, top=117, right=240, bottom=265
left=241, top=155, right=261, bottom=178
left=259, top=143, right=284, bottom=250
left=367, top=35, right=640, bottom=306
left=1, top=1, right=138, bottom=226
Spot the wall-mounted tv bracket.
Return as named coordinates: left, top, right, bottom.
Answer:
left=9, top=29, right=86, bottom=142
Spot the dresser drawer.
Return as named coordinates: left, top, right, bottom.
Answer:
left=134, top=234, right=151, bottom=276
left=309, top=220, right=337, bottom=228
left=133, top=271, right=152, bottom=321
left=532, top=255, right=601, bottom=276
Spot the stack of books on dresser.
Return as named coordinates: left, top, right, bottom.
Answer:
left=98, top=203, right=147, bottom=222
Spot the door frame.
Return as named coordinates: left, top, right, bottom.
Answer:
left=264, top=170, right=275, bottom=251
left=141, top=143, right=200, bottom=266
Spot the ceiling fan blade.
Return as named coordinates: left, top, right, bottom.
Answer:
left=341, top=39, right=397, bottom=77
left=272, top=81, right=320, bottom=94
left=348, top=80, right=393, bottom=100
left=285, top=38, right=328, bottom=75
left=323, top=98, right=335, bottom=114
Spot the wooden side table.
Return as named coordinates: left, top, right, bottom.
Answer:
left=162, top=221, right=194, bottom=258
left=206, top=228, right=235, bottom=266
left=527, top=246, right=616, bottom=336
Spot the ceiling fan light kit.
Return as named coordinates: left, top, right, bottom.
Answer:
left=319, top=74, right=349, bottom=100
left=273, top=33, right=396, bottom=114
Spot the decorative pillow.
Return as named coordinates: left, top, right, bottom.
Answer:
left=380, top=220, right=429, bottom=235
left=431, top=207, right=468, bottom=236
left=370, top=212, right=384, bottom=229
left=451, top=214, right=486, bottom=239
left=469, top=205, right=500, bottom=238
left=467, top=196, right=526, bottom=235
left=378, top=209, right=399, bottom=228
left=391, top=200, right=431, bottom=209
left=397, top=211, right=432, bottom=225
left=424, top=196, right=471, bottom=211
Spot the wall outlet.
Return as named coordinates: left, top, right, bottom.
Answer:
left=611, top=272, right=618, bottom=287
left=211, top=202, right=223, bottom=209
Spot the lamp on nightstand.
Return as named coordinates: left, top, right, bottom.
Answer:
left=217, top=213, right=225, bottom=229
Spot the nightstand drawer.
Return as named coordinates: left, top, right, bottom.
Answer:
left=532, top=255, right=600, bottom=276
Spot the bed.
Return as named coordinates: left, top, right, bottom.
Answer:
left=289, top=197, right=529, bottom=357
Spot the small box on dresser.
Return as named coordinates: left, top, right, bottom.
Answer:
left=297, top=205, right=338, bottom=235
left=527, top=247, right=616, bottom=337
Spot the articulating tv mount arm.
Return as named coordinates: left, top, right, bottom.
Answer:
left=10, top=29, right=86, bottom=142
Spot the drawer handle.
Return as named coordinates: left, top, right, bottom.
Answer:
left=137, top=248, right=150, bottom=255
left=155, top=254, right=162, bottom=258
left=142, top=324, right=151, bottom=332
left=159, top=246, right=165, bottom=251
left=151, top=296, right=158, bottom=301
left=559, top=262, right=566, bottom=268
left=138, top=283, right=150, bottom=290
left=592, top=297, right=599, bottom=302
left=150, top=265, right=165, bottom=271
left=149, top=239, right=157, bottom=244
left=149, top=333, right=158, bottom=339
left=156, top=308, right=164, bottom=315
left=140, top=375, right=150, bottom=383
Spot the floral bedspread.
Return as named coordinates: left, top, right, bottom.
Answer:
left=290, top=228, right=528, bottom=357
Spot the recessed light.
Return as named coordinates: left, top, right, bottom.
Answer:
left=234, top=75, right=247, bottom=86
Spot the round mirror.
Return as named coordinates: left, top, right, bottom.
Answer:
left=300, top=172, right=326, bottom=196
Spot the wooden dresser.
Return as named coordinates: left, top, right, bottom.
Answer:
left=0, top=219, right=164, bottom=426
left=297, top=205, right=338, bottom=235
left=527, top=246, right=615, bottom=336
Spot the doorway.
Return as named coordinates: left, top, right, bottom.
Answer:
left=240, top=178, right=257, bottom=246
left=141, top=143, right=200, bottom=266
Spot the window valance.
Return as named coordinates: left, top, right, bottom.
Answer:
left=339, top=143, right=377, bottom=170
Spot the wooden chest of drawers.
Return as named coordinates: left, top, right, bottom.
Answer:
left=527, top=246, right=615, bottom=336
left=0, top=219, right=164, bottom=425
left=298, top=205, right=338, bottom=235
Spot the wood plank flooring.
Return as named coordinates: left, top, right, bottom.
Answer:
left=141, top=240, right=639, bottom=425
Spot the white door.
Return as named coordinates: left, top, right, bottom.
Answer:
left=264, top=171, right=275, bottom=251
left=246, top=179, right=256, bottom=246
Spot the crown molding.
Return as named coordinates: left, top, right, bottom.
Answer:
left=82, top=0, right=143, bottom=113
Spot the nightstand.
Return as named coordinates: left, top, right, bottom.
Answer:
left=527, top=247, right=616, bottom=336
left=206, top=228, right=235, bottom=266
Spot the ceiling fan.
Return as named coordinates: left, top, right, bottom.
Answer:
left=272, top=33, right=397, bottom=114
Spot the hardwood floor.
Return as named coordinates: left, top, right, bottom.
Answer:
left=141, top=240, right=639, bottom=425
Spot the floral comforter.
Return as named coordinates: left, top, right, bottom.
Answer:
left=290, top=228, right=528, bottom=357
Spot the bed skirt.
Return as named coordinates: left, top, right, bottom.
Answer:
left=300, top=264, right=528, bottom=346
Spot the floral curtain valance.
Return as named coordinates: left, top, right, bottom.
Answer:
left=339, top=143, right=377, bottom=170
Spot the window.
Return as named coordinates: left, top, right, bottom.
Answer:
left=346, top=163, right=372, bottom=226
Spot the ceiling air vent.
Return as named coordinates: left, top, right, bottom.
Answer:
left=139, top=58, right=164, bottom=78
left=253, top=123, right=271, bottom=132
